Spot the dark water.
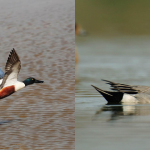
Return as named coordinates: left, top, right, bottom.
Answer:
left=75, top=36, right=150, bottom=150
left=0, top=0, right=74, bottom=149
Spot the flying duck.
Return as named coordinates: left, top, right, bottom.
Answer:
left=92, top=79, right=150, bottom=104
left=0, top=48, right=43, bottom=99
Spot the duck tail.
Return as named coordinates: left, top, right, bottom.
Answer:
left=91, top=85, right=124, bottom=104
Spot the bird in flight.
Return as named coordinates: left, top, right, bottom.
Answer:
left=0, top=48, right=43, bottom=99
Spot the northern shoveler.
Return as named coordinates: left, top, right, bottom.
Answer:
left=0, top=48, right=43, bottom=99
left=92, top=79, right=150, bottom=104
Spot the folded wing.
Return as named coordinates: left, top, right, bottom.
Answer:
left=102, top=79, right=150, bottom=94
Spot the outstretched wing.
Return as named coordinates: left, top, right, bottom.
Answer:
left=0, top=49, right=21, bottom=89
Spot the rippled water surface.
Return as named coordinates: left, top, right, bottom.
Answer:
left=0, top=0, right=74, bottom=149
left=75, top=36, right=150, bottom=150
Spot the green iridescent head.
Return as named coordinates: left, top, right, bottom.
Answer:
left=23, top=77, right=44, bottom=86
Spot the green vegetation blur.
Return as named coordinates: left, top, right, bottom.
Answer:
left=76, top=0, right=150, bottom=36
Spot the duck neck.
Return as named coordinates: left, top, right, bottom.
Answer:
left=23, top=80, right=30, bottom=86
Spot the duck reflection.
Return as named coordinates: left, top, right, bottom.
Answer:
left=93, top=103, right=150, bottom=121
left=0, top=119, right=20, bottom=125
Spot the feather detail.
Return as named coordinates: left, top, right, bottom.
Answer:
left=0, top=49, right=21, bottom=89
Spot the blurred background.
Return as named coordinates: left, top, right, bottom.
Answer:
left=76, top=0, right=150, bottom=36
left=75, top=1, right=150, bottom=150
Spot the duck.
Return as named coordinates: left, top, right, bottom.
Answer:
left=92, top=79, right=150, bottom=104
left=75, top=23, right=87, bottom=70
left=75, top=23, right=80, bottom=68
left=0, top=48, right=43, bottom=99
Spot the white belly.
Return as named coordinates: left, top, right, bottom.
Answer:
left=122, top=94, right=137, bottom=103
left=122, top=94, right=137, bottom=114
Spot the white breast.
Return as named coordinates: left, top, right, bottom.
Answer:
left=14, top=81, right=25, bottom=91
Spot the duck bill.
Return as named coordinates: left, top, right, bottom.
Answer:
left=35, top=79, right=44, bottom=83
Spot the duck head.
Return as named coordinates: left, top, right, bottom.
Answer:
left=23, top=77, right=44, bottom=86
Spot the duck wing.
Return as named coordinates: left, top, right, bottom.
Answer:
left=130, top=85, right=150, bottom=94
left=0, top=68, right=4, bottom=79
left=102, top=79, right=150, bottom=94
left=0, top=49, right=21, bottom=89
left=102, top=79, right=139, bottom=94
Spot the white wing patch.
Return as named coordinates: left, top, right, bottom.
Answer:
left=0, top=79, right=3, bottom=85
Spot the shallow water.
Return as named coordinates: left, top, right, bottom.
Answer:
left=0, top=0, right=74, bottom=149
left=75, top=36, right=150, bottom=150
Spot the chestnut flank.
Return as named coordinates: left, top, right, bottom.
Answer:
left=0, top=85, right=15, bottom=99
